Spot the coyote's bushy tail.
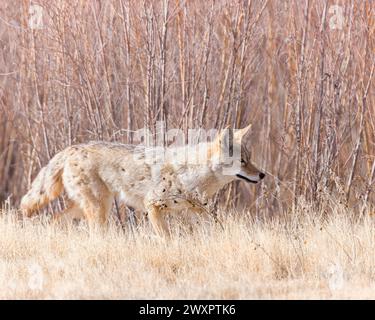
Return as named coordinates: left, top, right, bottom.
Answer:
left=20, top=151, right=66, bottom=217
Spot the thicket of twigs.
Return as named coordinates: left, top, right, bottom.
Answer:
left=0, top=0, right=373, bottom=216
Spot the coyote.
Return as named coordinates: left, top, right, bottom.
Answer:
left=20, top=124, right=265, bottom=235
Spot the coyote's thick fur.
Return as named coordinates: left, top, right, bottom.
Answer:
left=20, top=124, right=265, bottom=235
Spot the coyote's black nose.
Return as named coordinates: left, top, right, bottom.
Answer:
left=259, top=172, right=265, bottom=179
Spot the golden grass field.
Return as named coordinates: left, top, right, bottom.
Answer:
left=1, top=204, right=374, bottom=299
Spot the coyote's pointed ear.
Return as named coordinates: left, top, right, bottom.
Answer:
left=210, top=126, right=231, bottom=158
left=216, top=125, right=230, bottom=143
left=234, top=124, right=252, bottom=142
left=213, top=125, right=231, bottom=147
left=214, top=126, right=230, bottom=145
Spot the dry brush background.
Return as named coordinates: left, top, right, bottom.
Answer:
left=0, top=0, right=374, bottom=299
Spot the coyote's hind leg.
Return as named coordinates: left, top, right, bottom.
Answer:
left=63, top=166, right=113, bottom=232
left=79, top=191, right=113, bottom=233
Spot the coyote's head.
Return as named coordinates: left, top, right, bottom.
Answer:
left=210, top=124, right=265, bottom=184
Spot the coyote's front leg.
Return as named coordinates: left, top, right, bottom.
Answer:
left=146, top=204, right=170, bottom=237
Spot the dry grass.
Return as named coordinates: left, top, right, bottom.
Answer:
left=1, top=205, right=374, bottom=299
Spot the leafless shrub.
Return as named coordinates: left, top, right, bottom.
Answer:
left=0, top=0, right=373, bottom=216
